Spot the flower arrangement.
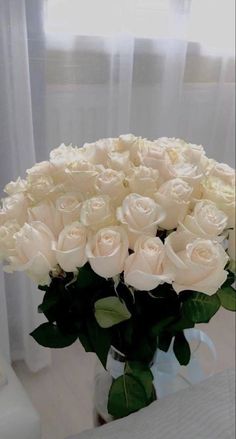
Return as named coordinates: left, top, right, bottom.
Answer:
left=0, top=135, right=235, bottom=419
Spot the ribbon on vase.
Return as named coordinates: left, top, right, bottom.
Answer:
left=107, top=329, right=216, bottom=399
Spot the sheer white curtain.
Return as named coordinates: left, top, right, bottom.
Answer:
left=0, top=0, right=235, bottom=370
left=0, top=0, right=50, bottom=370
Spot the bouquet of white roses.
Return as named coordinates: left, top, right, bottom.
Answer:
left=0, top=135, right=235, bottom=418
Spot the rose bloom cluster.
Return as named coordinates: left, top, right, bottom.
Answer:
left=0, top=135, right=235, bottom=294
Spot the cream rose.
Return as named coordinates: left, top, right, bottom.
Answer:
left=83, top=138, right=118, bottom=165
left=126, top=166, right=161, bottom=196
left=26, top=174, right=55, bottom=203
left=86, top=226, right=129, bottom=278
left=26, top=161, right=54, bottom=177
left=80, top=195, right=115, bottom=231
left=4, top=177, right=27, bottom=195
left=26, top=160, right=71, bottom=192
left=50, top=143, right=83, bottom=168
left=56, top=193, right=83, bottom=226
left=138, top=141, right=166, bottom=172
left=0, top=220, right=21, bottom=260
left=117, top=134, right=146, bottom=164
left=168, top=162, right=203, bottom=191
left=208, top=162, right=235, bottom=185
left=65, top=160, right=101, bottom=196
left=155, top=137, right=206, bottom=168
left=0, top=193, right=29, bottom=226
left=164, top=231, right=228, bottom=294
left=116, top=193, right=165, bottom=249
left=107, top=151, right=131, bottom=172
left=154, top=178, right=193, bottom=230
left=151, top=138, right=204, bottom=190
left=154, top=137, right=186, bottom=149
left=5, top=222, right=57, bottom=285
left=28, top=200, right=63, bottom=237
left=124, top=236, right=173, bottom=291
left=201, top=176, right=235, bottom=227
left=95, top=169, right=128, bottom=205
left=54, top=222, right=87, bottom=272
left=180, top=200, right=228, bottom=239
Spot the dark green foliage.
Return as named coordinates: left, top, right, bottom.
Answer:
left=217, top=286, right=236, bottom=311
left=180, top=291, right=221, bottom=323
left=32, top=263, right=235, bottom=419
left=108, top=363, right=156, bottom=418
left=173, top=331, right=191, bottom=366
left=30, top=322, right=78, bottom=348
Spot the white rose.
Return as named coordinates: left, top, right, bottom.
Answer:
left=65, top=160, right=101, bottom=196
left=86, top=226, right=129, bottom=278
left=180, top=200, right=228, bottom=239
left=80, top=195, right=115, bottom=231
left=116, top=193, right=165, bottom=249
left=83, top=138, right=118, bottom=165
left=28, top=200, right=63, bottom=237
left=5, top=222, right=57, bottom=285
left=168, top=162, right=203, bottom=191
left=95, top=169, right=128, bottom=205
left=26, top=174, right=56, bottom=203
left=4, top=177, right=27, bottom=195
left=124, top=236, right=173, bottom=291
left=0, top=193, right=29, bottom=226
left=227, top=228, right=235, bottom=261
left=28, top=159, right=72, bottom=194
left=138, top=137, right=203, bottom=188
left=126, top=166, right=161, bottom=196
left=56, top=193, right=83, bottom=226
left=107, top=151, right=131, bottom=172
left=208, top=162, right=235, bottom=185
left=154, top=178, right=193, bottom=230
left=26, top=161, right=54, bottom=177
left=155, top=137, right=206, bottom=168
left=180, top=141, right=207, bottom=173
left=151, top=138, right=204, bottom=190
left=201, top=176, right=235, bottom=227
left=138, top=141, right=166, bottom=172
left=164, top=231, right=228, bottom=294
left=154, top=137, right=186, bottom=149
left=117, top=134, right=144, bottom=164
left=0, top=220, right=21, bottom=260
left=50, top=143, right=83, bottom=168
left=54, top=222, right=87, bottom=272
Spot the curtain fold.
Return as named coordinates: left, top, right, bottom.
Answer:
left=0, top=0, right=50, bottom=370
left=0, top=0, right=235, bottom=370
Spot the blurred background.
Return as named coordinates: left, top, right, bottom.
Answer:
left=0, top=1, right=235, bottom=437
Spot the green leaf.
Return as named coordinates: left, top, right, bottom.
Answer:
left=158, top=333, right=173, bottom=352
left=78, top=316, right=112, bottom=368
left=76, top=264, right=105, bottom=289
left=38, top=294, right=58, bottom=314
left=222, top=271, right=235, bottom=288
left=181, top=292, right=221, bottom=323
left=151, top=317, right=176, bottom=337
left=125, top=363, right=155, bottom=401
left=38, top=285, right=49, bottom=292
left=173, top=332, right=191, bottom=366
left=127, top=332, right=157, bottom=364
left=217, top=286, right=236, bottom=311
left=30, top=322, right=78, bottom=348
left=95, top=297, right=131, bottom=328
left=167, top=315, right=194, bottom=333
left=108, top=372, right=154, bottom=419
